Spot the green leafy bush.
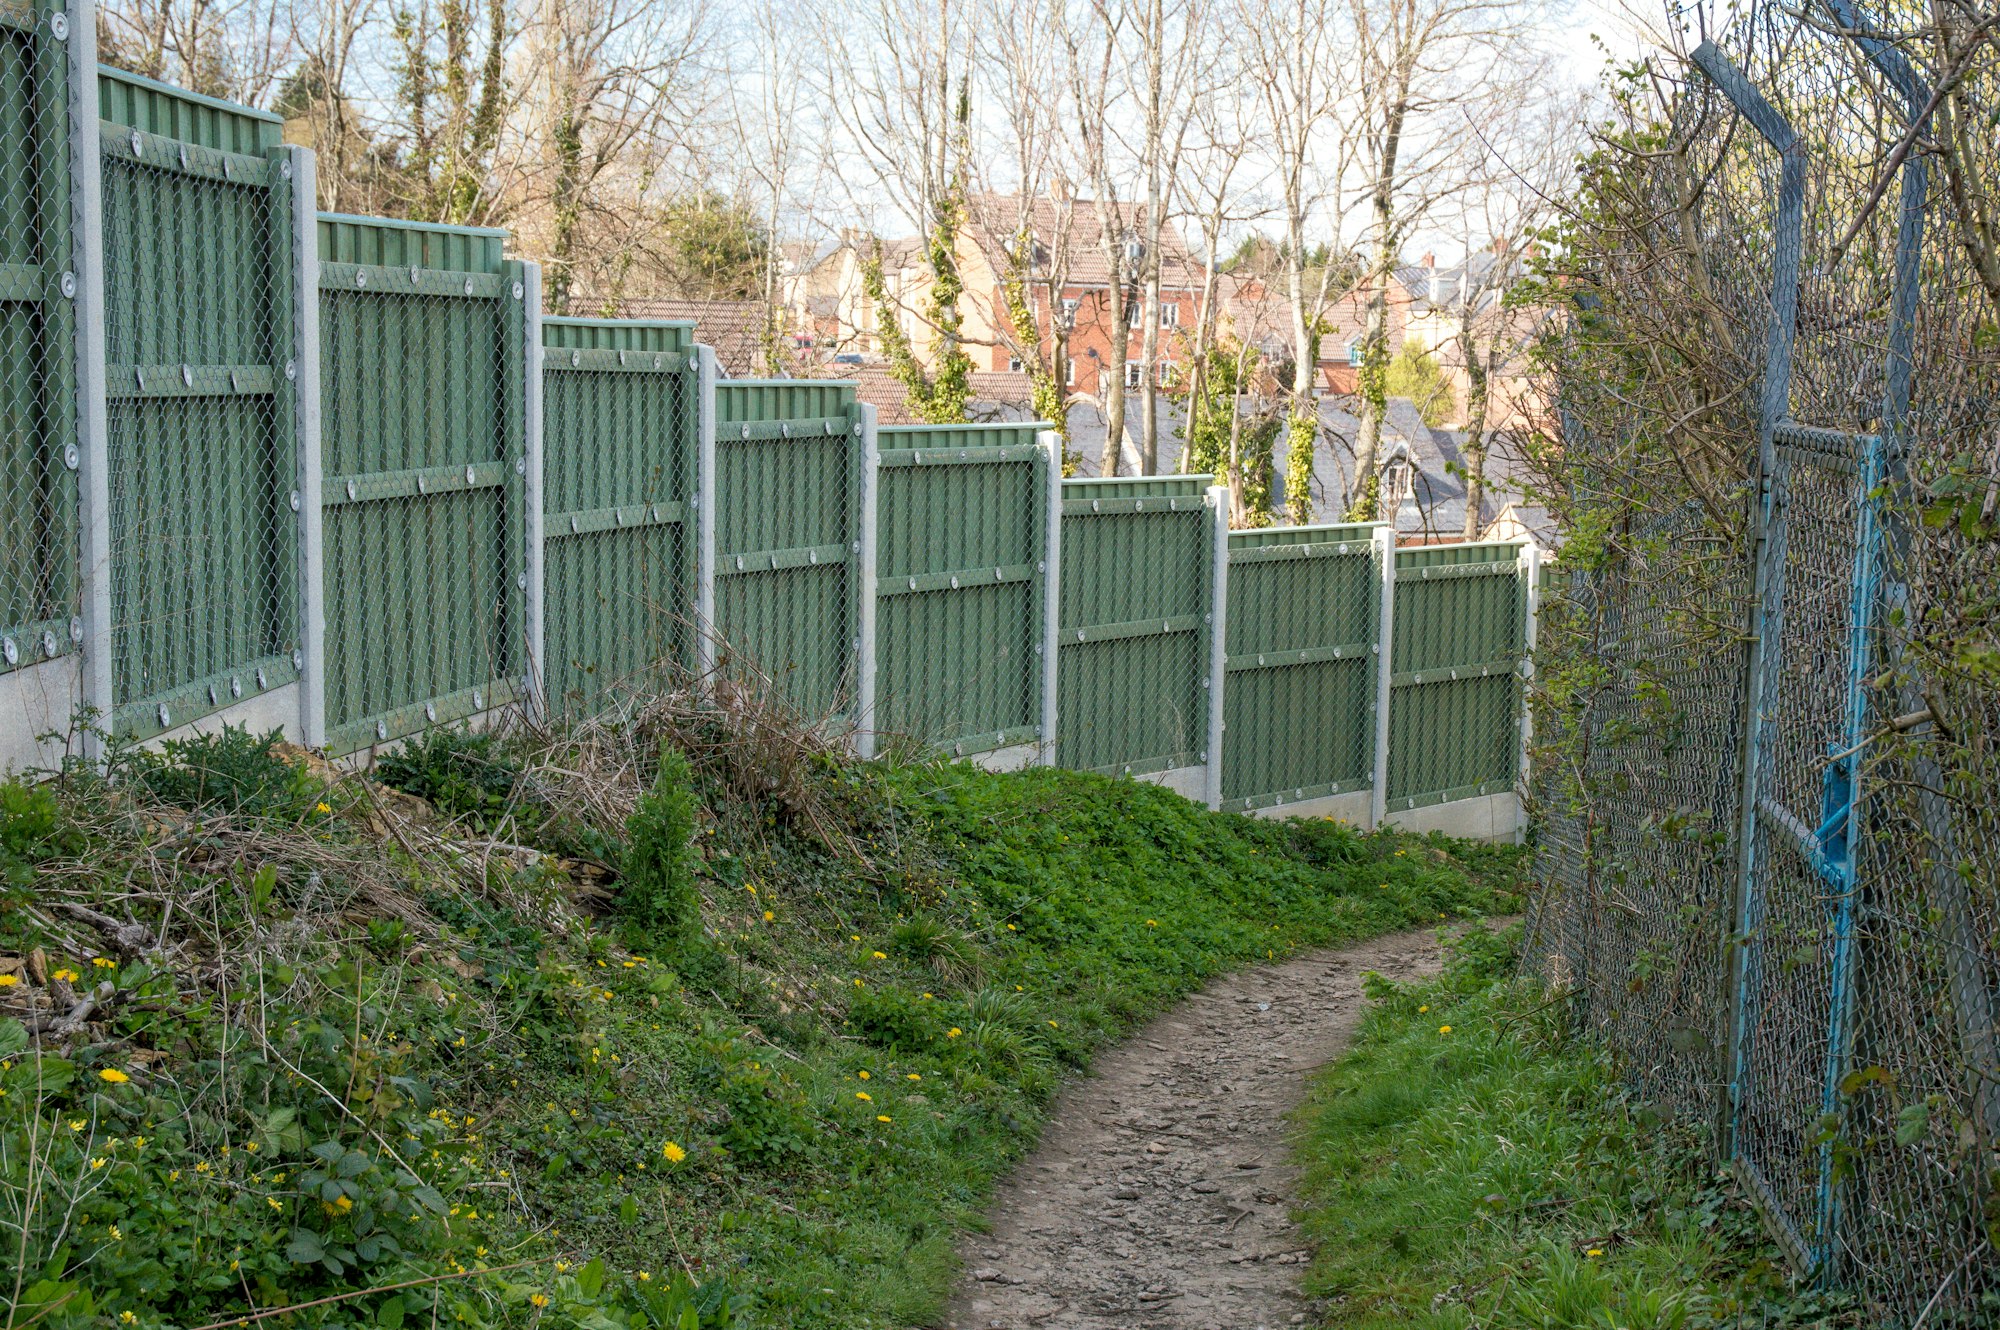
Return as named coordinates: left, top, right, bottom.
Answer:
left=619, top=746, right=700, bottom=946
left=1, top=779, right=77, bottom=887
left=375, top=727, right=523, bottom=829
left=131, top=725, right=328, bottom=820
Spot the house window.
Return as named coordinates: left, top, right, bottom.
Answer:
left=1160, top=303, right=1179, bottom=328
left=1347, top=339, right=1364, bottom=367
left=1127, top=301, right=1142, bottom=328
left=1066, top=357, right=1076, bottom=387
left=1124, top=361, right=1143, bottom=389
left=1381, top=458, right=1414, bottom=511
left=1060, top=298, right=1079, bottom=328
left=1157, top=360, right=1176, bottom=386
left=1008, top=356, right=1023, bottom=374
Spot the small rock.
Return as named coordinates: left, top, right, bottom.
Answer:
left=1191, top=1181, right=1220, bottom=1194
left=1112, top=1187, right=1140, bottom=1200
left=971, top=1268, right=1002, bottom=1283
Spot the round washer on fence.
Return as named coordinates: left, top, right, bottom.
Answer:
left=571, top=350, right=581, bottom=367
left=256, top=667, right=267, bottom=689
left=289, top=490, right=301, bottom=512
left=426, top=703, right=437, bottom=722
left=285, top=358, right=297, bottom=381
left=129, top=129, right=142, bottom=155
left=0, top=637, right=16, bottom=666
left=291, top=649, right=303, bottom=670
left=346, top=479, right=357, bottom=500
left=60, top=271, right=75, bottom=298
left=158, top=704, right=170, bottom=728
left=464, top=278, right=474, bottom=295
left=653, top=354, right=663, bottom=369
left=230, top=676, right=242, bottom=698
left=512, top=281, right=524, bottom=300
left=64, top=443, right=78, bottom=470
left=618, top=350, right=627, bottom=365
left=377, top=720, right=388, bottom=741
left=473, top=689, right=483, bottom=708
left=517, top=572, right=527, bottom=590
left=356, top=269, right=367, bottom=288
left=280, top=158, right=292, bottom=180
left=69, top=617, right=82, bottom=644
left=465, top=465, right=476, bottom=485
left=49, top=10, right=68, bottom=38
left=207, top=684, right=217, bottom=705
left=39, top=630, right=56, bottom=658
left=409, top=265, right=421, bottom=286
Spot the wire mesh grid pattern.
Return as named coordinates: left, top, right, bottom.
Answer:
left=872, top=423, right=1049, bottom=758
left=1055, top=476, right=1216, bottom=777
left=1220, top=523, right=1380, bottom=811
left=1386, top=543, right=1524, bottom=810
left=317, top=217, right=527, bottom=754
left=1524, top=2, right=2000, bottom=1317
left=0, top=1, right=75, bottom=685
left=98, top=77, right=298, bottom=740
left=540, top=317, right=694, bottom=713
left=710, top=380, right=862, bottom=723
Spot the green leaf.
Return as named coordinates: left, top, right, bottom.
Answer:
left=377, top=1296, right=406, bottom=1330
left=286, top=1229, right=327, bottom=1264
left=619, top=1195, right=638, bottom=1224
left=1896, top=1100, right=1930, bottom=1146
left=0, top=1019, right=28, bottom=1059
left=576, top=1257, right=607, bottom=1299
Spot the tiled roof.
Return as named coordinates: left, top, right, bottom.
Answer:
left=581, top=298, right=776, bottom=376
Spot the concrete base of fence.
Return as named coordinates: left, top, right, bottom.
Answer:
left=0, top=659, right=84, bottom=775
left=1246, top=789, right=1373, bottom=827
left=1138, top=764, right=1210, bottom=805
left=970, top=742, right=1040, bottom=774
left=1381, top=791, right=1521, bottom=843
left=152, top=684, right=303, bottom=752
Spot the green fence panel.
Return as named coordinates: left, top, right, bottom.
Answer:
left=97, top=68, right=299, bottom=738
left=1386, top=541, right=1526, bottom=811
left=1221, top=523, right=1381, bottom=812
left=874, top=422, right=1046, bottom=756
left=1056, top=476, right=1212, bottom=776
left=0, top=2, right=76, bottom=686
left=317, top=213, right=526, bottom=753
left=711, top=379, right=861, bottom=721
left=541, top=317, right=696, bottom=711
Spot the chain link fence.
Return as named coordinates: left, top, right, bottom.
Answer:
left=539, top=317, right=695, bottom=713
left=709, top=379, right=863, bottom=724
left=99, top=71, right=301, bottom=741
left=317, top=216, right=531, bottom=754
left=1055, top=476, right=1220, bottom=784
left=1220, top=523, right=1381, bottom=813
left=0, top=0, right=76, bottom=689
left=1525, top=2, right=2000, bottom=1317
left=871, top=422, right=1052, bottom=759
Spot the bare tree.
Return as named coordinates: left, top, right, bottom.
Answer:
left=1064, top=0, right=1138, bottom=477
left=1244, top=0, right=1352, bottom=522
left=1342, top=0, right=1543, bottom=520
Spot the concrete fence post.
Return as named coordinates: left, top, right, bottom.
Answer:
left=1515, top=541, right=1542, bottom=845
left=1203, top=485, right=1229, bottom=811
left=693, top=345, right=718, bottom=688
left=1369, top=524, right=1398, bottom=829
left=519, top=261, right=545, bottom=724
left=1036, top=432, right=1063, bottom=765
left=287, top=145, right=325, bottom=748
left=853, top=402, right=880, bottom=758
left=67, top=0, right=112, bottom=761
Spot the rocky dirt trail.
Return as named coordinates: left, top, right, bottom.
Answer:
left=941, top=928, right=1444, bottom=1330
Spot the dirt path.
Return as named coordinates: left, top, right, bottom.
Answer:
left=941, top=928, right=1443, bottom=1330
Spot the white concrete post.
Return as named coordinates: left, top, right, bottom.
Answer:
left=853, top=402, right=880, bottom=758
left=693, top=345, right=718, bottom=688
left=519, top=261, right=545, bottom=723
left=1203, top=485, right=1229, bottom=810
left=68, top=0, right=113, bottom=761
left=1368, top=524, right=1398, bottom=829
left=287, top=144, right=325, bottom=748
left=1515, top=541, right=1542, bottom=846
left=1037, top=431, right=1064, bottom=765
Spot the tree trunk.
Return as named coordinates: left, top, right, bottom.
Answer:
left=1459, top=338, right=1491, bottom=541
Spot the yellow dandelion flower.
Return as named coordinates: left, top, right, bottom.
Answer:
left=268, top=1197, right=283, bottom=1210
left=120, top=1313, right=137, bottom=1325
left=876, top=1114, right=892, bottom=1123
left=334, top=1195, right=353, bottom=1212
left=870, top=950, right=887, bottom=960
left=530, top=1294, right=550, bottom=1309
left=316, top=802, right=332, bottom=814
left=946, top=1027, right=962, bottom=1038
left=90, top=1158, right=106, bottom=1170
left=1145, top=920, right=1157, bottom=927
left=1047, top=1020, right=1058, bottom=1028
left=110, top=1226, right=122, bottom=1240
left=906, top=1073, right=921, bottom=1081
left=195, top=1161, right=212, bottom=1174
left=662, top=1142, right=687, bottom=1164
left=1438, top=1025, right=1452, bottom=1035
left=98, top=1069, right=130, bottom=1084
left=853, top=978, right=864, bottom=988
left=636, top=1272, right=651, bottom=1283
left=92, top=957, right=117, bottom=968
left=556, top=1261, right=571, bottom=1273
left=0, top=975, right=17, bottom=987
left=1418, top=1005, right=1429, bottom=1013
left=857, top=1070, right=870, bottom=1080
left=53, top=968, right=79, bottom=983
left=1586, top=1248, right=1604, bottom=1257
left=855, top=1091, right=872, bottom=1101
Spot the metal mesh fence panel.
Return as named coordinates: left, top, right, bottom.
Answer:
left=540, top=317, right=695, bottom=712
left=0, top=1, right=76, bottom=689
left=1220, top=523, right=1379, bottom=812
left=1526, top=2, right=2000, bottom=1317
left=97, top=70, right=299, bottom=740
left=1055, top=476, right=1213, bottom=777
left=317, top=216, right=527, bottom=754
left=872, top=423, right=1047, bottom=758
left=711, top=379, right=862, bottom=723
left=1385, top=542, right=1525, bottom=811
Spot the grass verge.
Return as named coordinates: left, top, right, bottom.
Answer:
left=2, top=705, right=1521, bottom=1330
left=1291, top=927, right=1872, bottom=1329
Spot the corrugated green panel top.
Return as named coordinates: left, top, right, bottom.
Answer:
left=714, top=379, right=854, bottom=423
left=1394, top=540, right=1522, bottom=571
left=317, top=212, right=507, bottom=274
left=1063, top=475, right=1208, bottom=503
left=878, top=422, right=1046, bottom=450
left=1229, top=521, right=1381, bottom=552
left=98, top=65, right=280, bottom=152
left=544, top=317, right=693, bottom=353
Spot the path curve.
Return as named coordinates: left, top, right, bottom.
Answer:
left=942, top=928, right=1443, bottom=1330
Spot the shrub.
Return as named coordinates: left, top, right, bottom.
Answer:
left=0, top=780, right=76, bottom=887
left=620, top=745, right=700, bottom=947
left=132, top=725, right=327, bottom=820
left=375, top=726, right=522, bottom=829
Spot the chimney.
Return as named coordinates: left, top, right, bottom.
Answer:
left=1491, top=236, right=1510, bottom=255
left=1049, top=175, right=1073, bottom=205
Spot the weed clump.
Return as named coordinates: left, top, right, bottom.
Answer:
left=618, top=745, right=701, bottom=950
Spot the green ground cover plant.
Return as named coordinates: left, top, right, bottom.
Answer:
left=1294, top=927, right=1873, bottom=1329
left=0, top=698, right=1523, bottom=1330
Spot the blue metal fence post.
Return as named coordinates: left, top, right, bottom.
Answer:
left=1687, top=40, right=1805, bottom=1164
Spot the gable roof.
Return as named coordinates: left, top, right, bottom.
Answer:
left=963, top=191, right=1204, bottom=291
